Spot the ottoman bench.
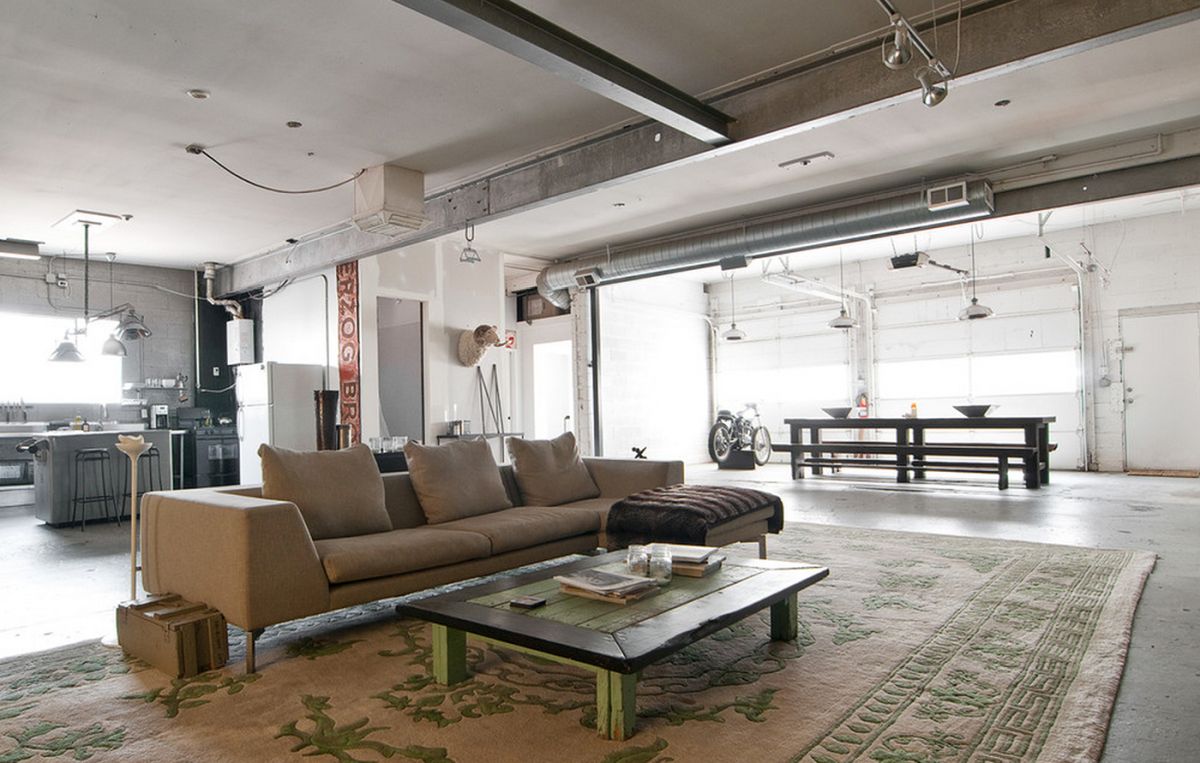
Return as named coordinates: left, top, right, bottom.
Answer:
left=606, top=484, right=785, bottom=558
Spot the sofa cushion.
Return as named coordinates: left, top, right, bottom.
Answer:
left=314, top=527, right=492, bottom=584
left=259, top=443, right=391, bottom=540
left=433, top=505, right=601, bottom=555
left=404, top=438, right=513, bottom=523
left=508, top=432, right=601, bottom=506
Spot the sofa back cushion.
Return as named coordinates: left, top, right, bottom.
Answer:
left=403, top=438, right=513, bottom=523
left=507, top=432, right=601, bottom=506
left=259, top=443, right=392, bottom=540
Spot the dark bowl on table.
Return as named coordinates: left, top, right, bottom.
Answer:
left=953, top=404, right=993, bottom=418
left=822, top=406, right=853, bottom=419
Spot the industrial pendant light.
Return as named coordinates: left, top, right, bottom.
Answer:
left=49, top=222, right=94, bottom=362
left=102, top=253, right=127, bottom=356
left=959, top=229, right=994, bottom=321
left=49, top=333, right=85, bottom=362
left=723, top=275, right=746, bottom=341
left=459, top=222, right=481, bottom=264
left=829, top=250, right=858, bottom=330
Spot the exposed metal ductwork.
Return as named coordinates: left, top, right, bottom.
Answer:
left=535, top=179, right=994, bottom=309
left=202, top=262, right=243, bottom=319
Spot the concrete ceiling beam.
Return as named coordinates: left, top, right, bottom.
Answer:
left=219, top=0, right=1200, bottom=296
left=391, top=0, right=732, bottom=145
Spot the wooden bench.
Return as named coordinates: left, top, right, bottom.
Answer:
left=772, top=441, right=1043, bottom=489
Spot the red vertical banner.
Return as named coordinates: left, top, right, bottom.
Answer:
left=336, top=261, right=361, bottom=444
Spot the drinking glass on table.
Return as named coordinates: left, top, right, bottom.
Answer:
left=368, top=437, right=382, bottom=452
left=626, top=545, right=649, bottom=576
left=648, top=546, right=673, bottom=584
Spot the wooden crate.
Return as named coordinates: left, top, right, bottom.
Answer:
left=116, top=594, right=228, bottom=677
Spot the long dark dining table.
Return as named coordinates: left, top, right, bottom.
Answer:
left=778, top=416, right=1056, bottom=488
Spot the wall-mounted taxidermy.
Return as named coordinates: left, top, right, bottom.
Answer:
left=457, top=324, right=505, bottom=367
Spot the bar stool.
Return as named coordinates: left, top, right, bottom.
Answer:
left=119, top=445, right=163, bottom=518
left=71, top=448, right=119, bottom=531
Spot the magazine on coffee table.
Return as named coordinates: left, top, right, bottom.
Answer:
left=554, top=569, right=656, bottom=595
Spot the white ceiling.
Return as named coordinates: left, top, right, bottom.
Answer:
left=2, top=3, right=1198, bottom=273
left=0, top=0, right=886, bottom=266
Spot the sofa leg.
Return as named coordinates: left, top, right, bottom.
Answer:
left=758, top=534, right=768, bottom=559
left=245, top=628, right=263, bottom=675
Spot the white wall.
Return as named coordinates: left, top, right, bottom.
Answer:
left=708, top=205, right=1200, bottom=472
left=598, top=277, right=710, bottom=464
left=260, top=272, right=338, bottom=391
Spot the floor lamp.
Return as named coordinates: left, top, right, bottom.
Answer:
left=116, top=434, right=151, bottom=600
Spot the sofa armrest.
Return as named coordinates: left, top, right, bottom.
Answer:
left=582, top=458, right=684, bottom=497
left=141, top=489, right=330, bottom=631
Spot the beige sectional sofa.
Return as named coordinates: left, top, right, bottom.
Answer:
left=141, top=456, right=687, bottom=672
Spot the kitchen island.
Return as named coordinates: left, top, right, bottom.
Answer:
left=32, top=429, right=177, bottom=527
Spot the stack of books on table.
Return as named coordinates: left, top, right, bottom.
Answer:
left=657, top=544, right=727, bottom=577
left=554, top=569, right=658, bottom=604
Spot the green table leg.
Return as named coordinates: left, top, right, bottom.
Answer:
left=596, top=670, right=637, bottom=740
left=431, top=624, right=468, bottom=685
left=770, top=592, right=798, bottom=641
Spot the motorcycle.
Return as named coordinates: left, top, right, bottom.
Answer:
left=708, top=403, right=772, bottom=465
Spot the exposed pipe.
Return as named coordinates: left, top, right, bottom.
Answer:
left=536, top=179, right=993, bottom=308
left=202, top=262, right=244, bottom=319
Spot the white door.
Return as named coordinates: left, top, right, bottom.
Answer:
left=517, top=317, right=575, bottom=440
left=1121, top=311, right=1200, bottom=471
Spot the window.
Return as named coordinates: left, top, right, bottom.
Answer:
left=717, top=364, right=849, bottom=409
left=971, top=350, right=1078, bottom=396
left=0, top=312, right=122, bottom=403
left=878, top=357, right=970, bottom=399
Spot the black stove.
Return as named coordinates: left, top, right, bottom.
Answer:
left=177, top=408, right=240, bottom=488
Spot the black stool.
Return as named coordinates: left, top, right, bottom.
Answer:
left=71, top=448, right=119, bottom=531
left=119, top=445, right=163, bottom=518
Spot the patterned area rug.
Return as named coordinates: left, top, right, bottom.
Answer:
left=0, top=523, right=1153, bottom=763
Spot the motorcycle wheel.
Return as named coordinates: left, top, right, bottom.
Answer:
left=751, top=426, right=772, bottom=465
left=708, top=422, right=734, bottom=463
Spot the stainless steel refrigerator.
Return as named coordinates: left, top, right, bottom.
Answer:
left=235, top=362, right=326, bottom=484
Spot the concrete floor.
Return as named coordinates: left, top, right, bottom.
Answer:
left=691, top=464, right=1200, bottom=763
left=0, top=467, right=1195, bottom=761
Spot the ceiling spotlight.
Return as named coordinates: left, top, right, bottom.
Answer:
left=915, top=60, right=949, bottom=107
left=881, top=14, right=913, bottom=70
left=186, top=89, right=211, bottom=100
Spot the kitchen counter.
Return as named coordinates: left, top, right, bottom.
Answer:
left=32, top=429, right=178, bottom=527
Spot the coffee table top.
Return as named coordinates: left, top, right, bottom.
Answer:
left=396, top=552, right=828, bottom=673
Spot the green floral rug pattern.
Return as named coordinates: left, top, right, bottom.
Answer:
left=0, top=523, right=1153, bottom=762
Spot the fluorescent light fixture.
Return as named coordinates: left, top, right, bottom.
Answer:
left=0, top=238, right=42, bottom=260
left=778, top=151, right=835, bottom=170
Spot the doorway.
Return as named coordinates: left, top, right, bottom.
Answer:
left=376, top=298, right=425, bottom=441
left=517, top=316, right=575, bottom=440
left=1120, top=309, right=1200, bottom=472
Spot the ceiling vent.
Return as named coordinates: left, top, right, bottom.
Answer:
left=352, top=164, right=429, bottom=237
left=926, top=180, right=983, bottom=211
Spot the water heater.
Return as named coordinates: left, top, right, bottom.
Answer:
left=226, top=319, right=255, bottom=365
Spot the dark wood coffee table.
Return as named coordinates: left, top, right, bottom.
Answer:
left=395, top=552, right=828, bottom=740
